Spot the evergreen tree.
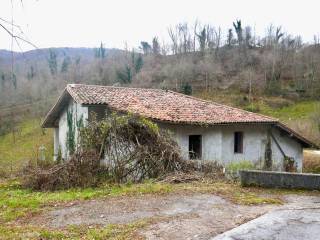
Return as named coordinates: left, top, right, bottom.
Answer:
left=11, top=73, right=17, bottom=89
left=196, top=27, right=207, bottom=53
left=48, top=49, right=58, bottom=75
left=180, top=83, right=192, bottom=95
left=94, top=42, right=106, bottom=59
left=61, top=56, right=71, bottom=73
left=116, top=65, right=132, bottom=84
left=134, top=54, right=143, bottom=73
left=27, top=66, right=36, bottom=80
left=227, top=29, right=234, bottom=47
left=1, top=73, right=5, bottom=89
left=140, top=41, right=151, bottom=55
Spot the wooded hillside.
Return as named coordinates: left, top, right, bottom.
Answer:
left=1, top=21, right=320, bottom=137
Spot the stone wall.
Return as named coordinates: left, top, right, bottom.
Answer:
left=240, top=170, right=320, bottom=190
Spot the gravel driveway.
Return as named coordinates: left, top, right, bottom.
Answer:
left=212, top=195, right=320, bottom=240
left=28, top=193, right=320, bottom=239
left=30, top=193, right=277, bottom=240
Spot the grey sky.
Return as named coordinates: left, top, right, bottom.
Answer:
left=1, top=0, right=320, bottom=51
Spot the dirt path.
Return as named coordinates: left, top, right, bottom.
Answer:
left=30, top=193, right=278, bottom=239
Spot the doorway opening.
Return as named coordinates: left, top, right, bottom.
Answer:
left=189, top=135, right=202, bottom=159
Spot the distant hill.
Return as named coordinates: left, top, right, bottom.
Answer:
left=0, top=47, right=124, bottom=67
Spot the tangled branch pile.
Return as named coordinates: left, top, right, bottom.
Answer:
left=23, top=114, right=187, bottom=190
left=80, top=113, right=185, bottom=183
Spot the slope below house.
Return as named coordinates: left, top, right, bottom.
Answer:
left=42, top=84, right=318, bottom=171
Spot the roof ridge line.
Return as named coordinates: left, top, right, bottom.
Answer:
left=66, top=83, right=164, bottom=91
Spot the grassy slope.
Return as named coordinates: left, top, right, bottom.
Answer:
left=196, top=90, right=320, bottom=121
left=0, top=119, right=53, bottom=176
left=252, top=101, right=319, bottom=121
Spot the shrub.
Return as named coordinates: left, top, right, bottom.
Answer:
left=226, top=160, right=255, bottom=172
left=180, top=83, right=192, bottom=95
left=225, top=160, right=255, bottom=180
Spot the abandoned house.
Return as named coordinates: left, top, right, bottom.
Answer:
left=42, top=84, right=317, bottom=171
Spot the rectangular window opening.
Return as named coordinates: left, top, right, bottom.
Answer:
left=234, top=132, right=243, bottom=153
left=189, top=135, right=202, bottom=159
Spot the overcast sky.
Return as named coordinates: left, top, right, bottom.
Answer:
left=1, top=0, right=320, bottom=51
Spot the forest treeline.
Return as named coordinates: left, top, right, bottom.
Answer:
left=1, top=20, right=320, bottom=134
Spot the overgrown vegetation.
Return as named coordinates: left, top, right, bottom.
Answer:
left=22, top=114, right=190, bottom=190
left=225, top=160, right=255, bottom=180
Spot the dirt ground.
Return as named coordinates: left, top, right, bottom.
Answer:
left=30, top=193, right=280, bottom=240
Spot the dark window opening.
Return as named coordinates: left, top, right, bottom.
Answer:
left=88, top=105, right=107, bottom=121
left=189, top=135, right=202, bottom=159
left=234, top=132, right=243, bottom=153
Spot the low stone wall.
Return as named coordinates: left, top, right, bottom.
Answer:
left=240, top=170, right=320, bottom=190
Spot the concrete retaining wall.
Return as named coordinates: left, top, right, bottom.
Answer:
left=240, top=170, right=320, bottom=190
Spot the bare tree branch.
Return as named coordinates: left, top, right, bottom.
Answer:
left=0, top=22, right=38, bottom=49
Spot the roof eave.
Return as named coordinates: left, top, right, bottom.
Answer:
left=41, top=88, right=70, bottom=128
left=276, top=122, right=319, bottom=149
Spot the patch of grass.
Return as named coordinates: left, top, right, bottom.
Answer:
left=0, top=225, right=66, bottom=240
left=226, top=160, right=255, bottom=172
left=87, top=219, right=149, bottom=240
left=196, top=89, right=319, bottom=122
left=175, top=181, right=284, bottom=205
left=232, top=192, right=283, bottom=205
left=303, top=150, right=320, bottom=173
left=0, top=218, right=154, bottom=240
left=0, top=119, right=53, bottom=176
left=259, top=101, right=320, bottom=121
left=0, top=180, right=172, bottom=223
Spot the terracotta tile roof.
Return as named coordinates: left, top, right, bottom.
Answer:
left=66, top=84, right=277, bottom=125
left=42, top=84, right=318, bottom=148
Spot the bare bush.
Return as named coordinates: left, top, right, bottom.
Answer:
left=22, top=150, right=102, bottom=191
left=22, top=114, right=188, bottom=190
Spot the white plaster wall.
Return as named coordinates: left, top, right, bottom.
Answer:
left=220, top=125, right=267, bottom=167
left=53, top=128, right=59, bottom=160
left=158, top=123, right=303, bottom=171
left=158, top=123, right=222, bottom=163
left=56, top=100, right=88, bottom=160
left=271, top=128, right=303, bottom=172
left=54, top=106, right=303, bottom=170
left=58, top=107, right=68, bottom=160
